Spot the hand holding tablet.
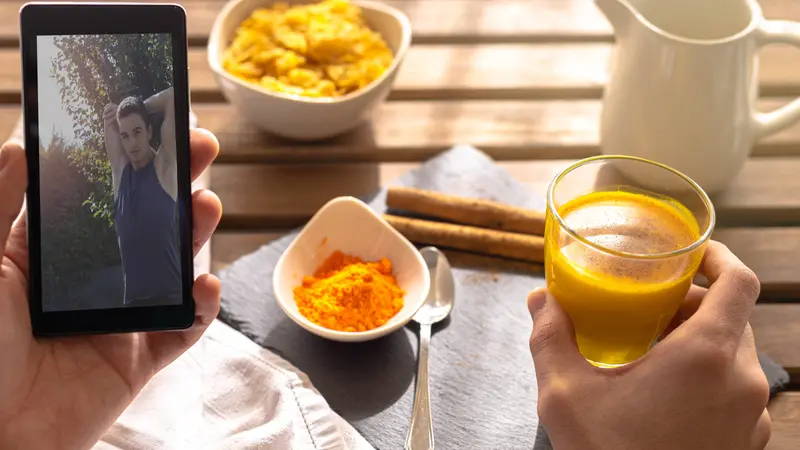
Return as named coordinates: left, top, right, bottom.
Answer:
left=0, top=3, right=222, bottom=447
left=20, top=2, right=199, bottom=335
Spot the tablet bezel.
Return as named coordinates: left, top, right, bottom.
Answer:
left=20, top=2, right=195, bottom=336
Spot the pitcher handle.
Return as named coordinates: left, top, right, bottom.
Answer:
left=753, top=20, right=800, bottom=139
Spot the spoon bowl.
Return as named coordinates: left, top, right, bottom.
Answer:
left=414, top=247, right=456, bottom=326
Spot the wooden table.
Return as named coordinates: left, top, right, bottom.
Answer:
left=3, top=0, right=799, bottom=447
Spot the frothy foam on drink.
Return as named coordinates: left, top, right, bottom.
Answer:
left=557, top=191, right=700, bottom=284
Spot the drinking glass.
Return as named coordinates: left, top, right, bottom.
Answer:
left=544, top=155, right=715, bottom=367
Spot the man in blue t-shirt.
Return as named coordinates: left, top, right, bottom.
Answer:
left=102, top=87, right=182, bottom=307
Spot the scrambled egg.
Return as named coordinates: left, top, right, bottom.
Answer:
left=223, top=0, right=395, bottom=98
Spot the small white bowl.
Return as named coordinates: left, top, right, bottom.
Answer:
left=207, top=0, right=412, bottom=141
left=273, top=197, right=430, bottom=342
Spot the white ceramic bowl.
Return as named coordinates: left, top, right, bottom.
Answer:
left=207, top=0, right=412, bottom=141
left=273, top=197, right=430, bottom=342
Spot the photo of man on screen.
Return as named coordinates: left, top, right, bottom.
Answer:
left=37, top=33, right=181, bottom=312
left=102, top=87, right=182, bottom=307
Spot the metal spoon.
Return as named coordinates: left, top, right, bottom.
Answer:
left=404, top=246, right=456, bottom=450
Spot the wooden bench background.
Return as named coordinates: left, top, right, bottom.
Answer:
left=2, top=1, right=798, bottom=447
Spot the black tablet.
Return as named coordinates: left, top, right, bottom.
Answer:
left=20, top=2, right=195, bottom=336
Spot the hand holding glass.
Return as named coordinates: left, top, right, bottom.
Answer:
left=544, top=156, right=715, bottom=367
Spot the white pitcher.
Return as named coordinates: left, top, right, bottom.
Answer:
left=596, top=0, right=800, bottom=194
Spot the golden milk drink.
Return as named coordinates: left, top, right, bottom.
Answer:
left=545, top=190, right=703, bottom=367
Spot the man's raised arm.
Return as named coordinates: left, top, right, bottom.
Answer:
left=146, top=87, right=177, bottom=200
left=103, top=103, right=127, bottom=199
left=145, top=87, right=175, bottom=160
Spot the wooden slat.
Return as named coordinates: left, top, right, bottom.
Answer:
left=193, top=100, right=800, bottom=163
left=211, top=160, right=800, bottom=229
left=0, top=106, right=23, bottom=140
left=212, top=163, right=388, bottom=228
left=8, top=98, right=800, bottom=163
left=753, top=306, right=800, bottom=382
left=211, top=231, right=282, bottom=273
left=209, top=160, right=800, bottom=296
left=208, top=226, right=800, bottom=299
left=713, top=228, right=800, bottom=298
left=768, top=392, right=800, bottom=450
left=5, top=41, right=800, bottom=103
left=209, top=231, right=800, bottom=376
left=1, top=1, right=607, bottom=46
left=7, top=97, right=800, bottom=161
left=477, top=159, right=800, bottom=228
left=1, top=1, right=800, bottom=45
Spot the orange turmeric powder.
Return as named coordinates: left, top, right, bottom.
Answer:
left=293, top=250, right=405, bottom=332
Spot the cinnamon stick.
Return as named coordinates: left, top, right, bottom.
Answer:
left=386, top=186, right=546, bottom=236
left=384, top=214, right=545, bottom=263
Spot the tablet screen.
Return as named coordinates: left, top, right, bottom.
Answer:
left=36, top=33, right=182, bottom=312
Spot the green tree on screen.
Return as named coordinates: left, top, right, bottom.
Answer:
left=51, top=33, right=173, bottom=226
left=39, top=133, right=122, bottom=309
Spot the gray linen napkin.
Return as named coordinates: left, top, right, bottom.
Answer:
left=218, top=145, right=788, bottom=450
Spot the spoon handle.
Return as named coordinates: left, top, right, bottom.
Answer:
left=405, top=323, right=434, bottom=450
